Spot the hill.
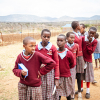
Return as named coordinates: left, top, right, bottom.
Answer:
left=0, top=14, right=100, bottom=22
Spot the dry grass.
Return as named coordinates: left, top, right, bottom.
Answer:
left=0, top=33, right=100, bottom=100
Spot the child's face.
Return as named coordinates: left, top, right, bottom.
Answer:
left=41, top=31, right=51, bottom=44
left=88, top=29, right=96, bottom=37
left=77, top=23, right=80, bottom=30
left=57, top=36, right=66, bottom=48
left=67, top=34, right=75, bottom=44
left=23, top=40, right=36, bottom=55
left=80, top=25, right=85, bottom=34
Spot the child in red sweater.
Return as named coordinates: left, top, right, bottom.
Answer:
left=82, top=27, right=97, bottom=99
left=71, top=21, right=84, bottom=100
left=56, top=34, right=74, bottom=100
left=35, top=29, right=59, bottom=100
left=12, top=37, right=56, bottom=100
left=65, top=32, right=79, bottom=99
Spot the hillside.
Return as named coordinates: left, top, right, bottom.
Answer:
left=0, top=14, right=100, bottom=22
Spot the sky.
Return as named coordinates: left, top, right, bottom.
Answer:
left=0, top=0, right=100, bottom=18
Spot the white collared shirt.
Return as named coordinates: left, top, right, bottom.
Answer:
left=58, top=48, right=68, bottom=59
left=73, top=31, right=80, bottom=38
left=38, top=42, right=52, bottom=51
left=67, top=42, right=74, bottom=48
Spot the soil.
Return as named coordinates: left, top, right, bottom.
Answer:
left=0, top=35, right=100, bottom=100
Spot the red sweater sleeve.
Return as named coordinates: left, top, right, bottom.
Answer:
left=12, top=54, right=23, bottom=79
left=76, top=44, right=79, bottom=57
left=38, top=52, right=56, bottom=75
left=52, top=46, right=59, bottom=79
left=68, top=51, right=75, bottom=69
left=86, top=40, right=97, bottom=55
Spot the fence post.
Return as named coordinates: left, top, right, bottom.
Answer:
left=0, top=32, right=3, bottom=46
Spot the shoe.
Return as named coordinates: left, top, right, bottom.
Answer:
left=78, top=96, right=82, bottom=100
left=94, top=67, right=98, bottom=70
left=92, top=80, right=97, bottom=84
left=71, top=98, right=74, bottom=100
left=85, top=93, right=90, bottom=99
left=75, top=89, right=83, bottom=94
left=83, top=80, right=85, bottom=83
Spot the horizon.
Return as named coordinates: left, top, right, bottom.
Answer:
left=0, top=14, right=100, bottom=18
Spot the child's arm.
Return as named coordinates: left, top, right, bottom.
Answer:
left=52, top=47, right=59, bottom=87
left=37, top=52, right=56, bottom=78
left=68, top=51, right=75, bottom=68
left=12, top=55, right=26, bottom=79
left=52, top=46, right=59, bottom=80
left=86, top=39, right=97, bottom=55
left=76, top=44, right=79, bottom=57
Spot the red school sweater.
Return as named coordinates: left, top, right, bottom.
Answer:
left=65, top=43, right=79, bottom=66
left=35, top=42, right=59, bottom=79
left=82, top=36, right=97, bottom=62
left=12, top=51, right=56, bottom=87
left=58, top=50, right=75, bottom=77
left=74, top=34, right=83, bottom=56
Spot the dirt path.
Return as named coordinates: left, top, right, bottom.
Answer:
left=0, top=35, right=100, bottom=100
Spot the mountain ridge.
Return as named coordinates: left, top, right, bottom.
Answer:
left=0, top=14, right=100, bottom=22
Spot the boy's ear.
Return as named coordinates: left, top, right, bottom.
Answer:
left=23, top=44, right=25, bottom=48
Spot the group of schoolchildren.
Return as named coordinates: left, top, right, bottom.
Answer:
left=13, top=21, right=99, bottom=100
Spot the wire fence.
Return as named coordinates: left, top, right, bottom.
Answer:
left=0, top=31, right=64, bottom=46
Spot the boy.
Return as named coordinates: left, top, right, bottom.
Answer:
left=12, top=36, right=56, bottom=100
left=65, top=32, right=79, bottom=100
left=81, top=27, right=97, bottom=99
left=94, top=33, right=100, bottom=69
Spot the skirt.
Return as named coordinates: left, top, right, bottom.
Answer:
left=18, top=82, right=42, bottom=100
left=81, top=62, right=94, bottom=82
left=56, top=77, right=72, bottom=97
left=76, top=56, right=84, bottom=73
left=70, top=66, right=76, bottom=95
left=94, top=53, right=100, bottom=59
left=41, top=69, right=54, bottom=100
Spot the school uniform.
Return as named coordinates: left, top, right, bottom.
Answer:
left=13, top=50, right=56, bottom=100
left=82, top=36, right=97, bottom=82
left=35, top=42, right=59, bottom=100
left=94, top=38, right=100, bottom=59
left=79, top=31, right=88, bottom=36
left=56, top=48, right=74, bottom=98
left=73, top=31, right=84, bottom=73
left=65, top=42, right=79, bottom=95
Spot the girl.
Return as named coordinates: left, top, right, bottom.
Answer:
left=56, top=34, right=74, bottom=100
left=35, top=29, right=59, bottom=100
left=65, top=32, right=79, bottom=100
left=71, top=21, right=84, bottom=100
left=82, top=27, right=97, bottom=99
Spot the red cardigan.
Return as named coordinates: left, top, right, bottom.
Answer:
left=74, top=35, right=83, bottom=56
left=35, top=44, right=59, bottom=79
left=82, top=36, right=97, bottom=62
left=58, top=50, right=75, bottom=77
left=65, top=43, right=79, bottom=65
left=12, top=51, right=56, bottom=87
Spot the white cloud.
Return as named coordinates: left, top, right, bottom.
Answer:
left=0, top=0, right=100, bottom=17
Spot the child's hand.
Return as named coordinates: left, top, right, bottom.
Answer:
left=40, top=64, right=45, bottom=68
left=87, top=35, right=92, bottom=42
left=21, top=70, right=27, bottom=76
left=55, top=79, right=59, bottom=87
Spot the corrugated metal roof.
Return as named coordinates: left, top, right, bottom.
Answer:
left=62, top=24, right=71, bottom=27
